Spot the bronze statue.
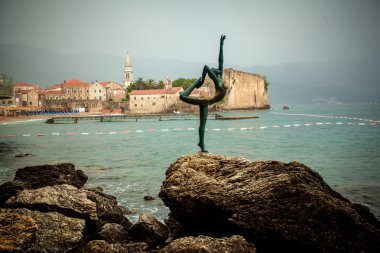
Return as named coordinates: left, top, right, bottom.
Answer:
left=180, top=35, right=227, bottom=152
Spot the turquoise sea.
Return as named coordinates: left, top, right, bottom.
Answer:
left=1, top=103, right=380, bottom=221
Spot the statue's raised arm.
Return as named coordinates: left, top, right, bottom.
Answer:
left=218, top=35, right=226, bottom=76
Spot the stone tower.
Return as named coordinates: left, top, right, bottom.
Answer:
left=124, top=52, right=133, bottom=87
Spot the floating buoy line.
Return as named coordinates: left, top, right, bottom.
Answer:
left=1, top=120, right=377, bottom=138
left=272, top=112, right=380, bottom=124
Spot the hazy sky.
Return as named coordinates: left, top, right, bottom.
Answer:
left=1, top=0, right=379, bottom=66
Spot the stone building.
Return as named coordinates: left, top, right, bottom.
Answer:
left=101, top=81, right=126, bottom=101
left=89, top=82, right=106, bottom=101
left=61, top=79, right=91, bottom=100
left=13, top=83, right=40, bottom=107
left=130, top=87, right=183, bottom=113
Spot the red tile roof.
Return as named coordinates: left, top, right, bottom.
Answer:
left=130, top=87, right=183, bottom=95
left=14, top=82, right=35, bottom=87
left=45, top=90, right=65, bottom=95
left=46, top=85, right=61, bottom=90
left=61, top=79, right=90, bottom=88
left=19, top=90, right=35, bottom=94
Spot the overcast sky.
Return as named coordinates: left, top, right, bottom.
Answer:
left=1, top=0, right=379, bottom=66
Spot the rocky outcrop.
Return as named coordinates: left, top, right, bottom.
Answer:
left=77, top=240, right=148, bottom=253
left=128, top=212, right=169, bottom=248
left=0, top=208, right=85, bottom=252
left=0, top=164, right=136, bottom=252
left=0, top=163, right=87, bottom=205
left=5, top=184, right=98, bottom=220
left=158, top=235, right=256, bottom=253
left=14, top=163, right=87, bottom=189
left=159, top=153, right=380, bottom=253
left=97, top=223, right=129, bottom=243
left=87, top=186, right=132, bottom=229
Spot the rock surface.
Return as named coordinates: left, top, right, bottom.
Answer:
left=97, top=223, right=130, bottom=243
left=0, top=208, right=85, bottom=252
left=14, top=163, right=87, bottom=189
left=159, top=153, right=380, bottom=253
left=5, top=184, right=98, bottom=220
left=128, top=212, right=169, bottom=248
left=159, top=235, right=256, bottom=253
left=87, top=186, right=132, bottom=229
left=77, top=240, right=148, bottom=253
left=0, top=212, right=37, bottom=252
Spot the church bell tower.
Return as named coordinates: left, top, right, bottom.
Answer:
left=124, top=52, right=133, bottom=87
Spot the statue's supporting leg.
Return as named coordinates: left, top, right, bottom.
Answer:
left=198, top=104, right=208, bottom=152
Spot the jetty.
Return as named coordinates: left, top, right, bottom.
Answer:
left=215, top=114, right=259, bottom=120
left=45, top=113, right=217, bottom=124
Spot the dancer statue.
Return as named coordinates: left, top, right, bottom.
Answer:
left=180, top=35, right=227, bottom=152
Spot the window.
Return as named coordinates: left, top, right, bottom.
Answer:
left=94, top=90, right=96, bottom=93
left=134, top=97, right=136, bottom=100
left=152, top=102, right=156, bottom=106
left=161, top=95, right=165, bottom=98
left=135, top=104, right=137, bottom=107
left=99, top=89, right=101, bottom=93
left=141, top=97, right=143, bottom=100
left=87, top=90, right=89, bottom=93
left=2, top=101, right=4, bottom=105
left=29, top=102, right=32, bottom=105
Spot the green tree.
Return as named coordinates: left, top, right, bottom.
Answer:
left=172, top=78, right=197, bottom=90
left=262, top=75, right=269, bottom=92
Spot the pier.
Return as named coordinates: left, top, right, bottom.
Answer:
left=45, top=113, right=217, bottom=124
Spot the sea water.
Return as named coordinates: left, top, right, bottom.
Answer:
left=1, top=103, right=379, bottom=221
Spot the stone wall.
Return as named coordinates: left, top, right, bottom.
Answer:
left=43, top=100, right=129, bottom=113
left=204, top=68, right=270, bottom=110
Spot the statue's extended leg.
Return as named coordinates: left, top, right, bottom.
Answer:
left=198, top=104, right=208, bottom=152
left=179, top=78, right=203, bottom=105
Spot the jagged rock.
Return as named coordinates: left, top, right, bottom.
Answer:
left=77, top=240, right=148, bottom=253
left=87, top=187, right=132, bottom=229
left=128, top=212, right=169, bottom=248
left=5, top=184, right=97, bottom=220
left=0, top=180, right=29, bottom=206
left=15, top=153, right=32, bottom=158
left=0, top=212, right=37, bottom=252
left=159, top=235, right=256, bottom=253
left=0, top=208, right=85, bottom=252
left=98, top=223, right=130, bottom=243
left=14, top=163, right=87, bottom=189
left=159, top=153, right=380, bottom=253
left=143, top=195, right=156, bottom=201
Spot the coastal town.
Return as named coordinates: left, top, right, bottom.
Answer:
left=0, top=52, right=270, bottom=118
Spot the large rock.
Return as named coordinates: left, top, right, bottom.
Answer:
left=159, top=235, right=256, bottom=253
left=87, top=187, right=132, bottom=229
left=5, top=184, right=98, bottom=220
left=128, top=212, right=169, bottom=248
left=77, top=240, right=148, bottom=253
left=0, top=208, right=85, bottom=252
left=14, top=163, right=87, bottom=189
left=0, top=212, right=37, bottom=252
left=159, top=153, right=380, bottom=253
left=97, top=223, right=130, bottom=243
left=0, top=163, right=87, bottom=206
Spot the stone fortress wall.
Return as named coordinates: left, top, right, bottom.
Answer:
left=204, top=68, right=270, bottom=110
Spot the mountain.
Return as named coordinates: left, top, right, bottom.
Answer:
left=242, top=57, right=380, bottom=104
left=1, top=44, right=379, bottom=104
